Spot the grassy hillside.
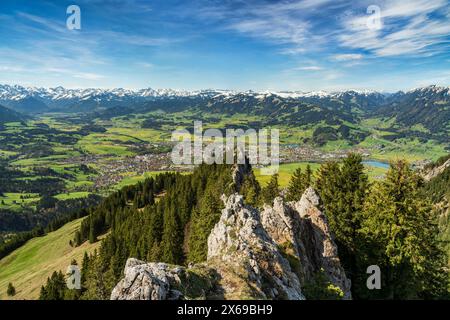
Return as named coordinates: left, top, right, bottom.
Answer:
left=0, top=218, right=101, bottom=300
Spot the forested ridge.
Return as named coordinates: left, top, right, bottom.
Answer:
left=36, top=156, right=449, bottom=300
left=41, top=164, right=246, bottom=299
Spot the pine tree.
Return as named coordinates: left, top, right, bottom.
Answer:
left=261, top=174, right=280, bottom=205
left=80, top=251, right=109, bottom=300
left=7, top=282, right=15, bottom=296
left=315, top=154, right=368, bottom=297
left=148, top=241, right=161, bottom=262
left=148, top=203, right=164, bottom=246
left=287, top=168, right=303, bottom=201
left=315, top=161, right=341, bottom=208
left=240, top=174, right=261, bottom=207
left=81, top=251, right=89, bottom=285
left=337, top=153, right=368, bottom=251
left=88, top=218, right=97, bottom=243
left=39, top=271, right=66, bottom=300
left=187, top=186, right=223, bottom=263
left=160, top=201, right=183, bottom=264
left=305, top=164, right=313, bottom=186
left=286, top=165, right=313, bottom=201
left=361, top=160, right=448, bottom=299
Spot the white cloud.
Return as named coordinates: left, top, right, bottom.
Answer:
left=195, top=0, right=336, bottom=52
left=226, top=15, right=309, bottom=47
left=73, top=72, right=105, bottom=80
left=279, top=47, right=307, bottom=55
left=94, top=31, right=178, bottom=47
left=194, top=0, right=448, bottom=59
left=381, top=0, right=447, bottom=18
left=17, top=12, right=67, bottom=33
left=296, top=66, right=323, bottom=71
left=339, top=0, right=449, bottom=57
left=0, top=65, right=26, bottom=72
left=332, top=54, right=363, bottom=61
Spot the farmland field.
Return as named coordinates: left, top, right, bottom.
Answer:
left=1, top=112, right=447, bottom=215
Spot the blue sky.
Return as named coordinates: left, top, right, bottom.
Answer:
left=0, top=0, right=449, bottom=91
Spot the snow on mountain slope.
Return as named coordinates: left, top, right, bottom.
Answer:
left=0, top=84, right=447, bottom=114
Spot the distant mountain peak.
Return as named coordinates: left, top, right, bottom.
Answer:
left=407, top=85, right=449, bottom=94
left=0, top=84, right=447, bottom=116
left=1, top=83, right=447, bottom=102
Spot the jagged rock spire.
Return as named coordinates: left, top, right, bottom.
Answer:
left=207, top=193, right=305, bottom=300
left=261, top=187, right=352, bottom=299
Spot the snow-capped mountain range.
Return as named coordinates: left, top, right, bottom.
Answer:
left=0, top=84, right=448, bottom=114
left=0, top=84, right=220, bottom=102
left=0, top=84, right=393, bottom=101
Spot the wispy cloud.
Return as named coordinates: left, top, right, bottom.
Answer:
left=332, top=54, right=363, bottom=61
left=295, top=66, right=323, bottom=71
left=17, top=11, right=68, bottom=33
left=73, top=72, right=105, bottom=80
left=0, top=0, right=448, bottom=90
left=93, top=30, right=179, bottom=47
left=0, top=7, right=179, bottom=86
left=193, top=0, right=449, bottom=59
left=339, top=0, right=450, bottom=57
left=191, top=0, right=335, bottom=53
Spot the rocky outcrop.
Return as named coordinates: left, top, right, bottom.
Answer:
left=423, top=158, right=450, bottom=181
left=207, top=194, right=304, bottom=299
left=111, top=187, right=351, bottom=300
left=111, top=259, right=185, bottom=300
left=261, top=188, right=351, bottom=299
left=230, top=157, right=252, bottom=191
left=111, top=258, right=221, bottom=300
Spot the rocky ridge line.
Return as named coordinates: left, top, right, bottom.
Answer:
left=111, top=184, right=351, bottom=300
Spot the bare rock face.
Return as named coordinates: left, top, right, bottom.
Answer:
left=423, top=158, right=450, bottom=181
left=111, top=259, right=184, bottom=300
left=231, top=159, right=252, bottom=191
left=207, top=194, right=305, bottom=300
left=261, top=187, right=352, bottom=299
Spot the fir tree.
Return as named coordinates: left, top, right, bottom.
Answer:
left=81, top=251, right=89, bottom=285
left=80, top=251, right=109, bottom=300
left=315, top=154, right=368, bottom=297
left=7, top=282, right=15, bottom=297
left=160, top=201, right=183, bottom=264
left=361, top=160, right=448, bottom=299
left=187, top=187, right=223, bottom=263
left=39, top=271, right=66, bottom=300
left=286, top=165, right=313, bottom=201
left=261, top=174, right=280, bottom=205
left=240, top=174, right=261, bottom=207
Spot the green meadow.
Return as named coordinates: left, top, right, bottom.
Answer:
left=254, top=161, right=389, bottom=188
left=0, top=218, right=102, bottom=300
